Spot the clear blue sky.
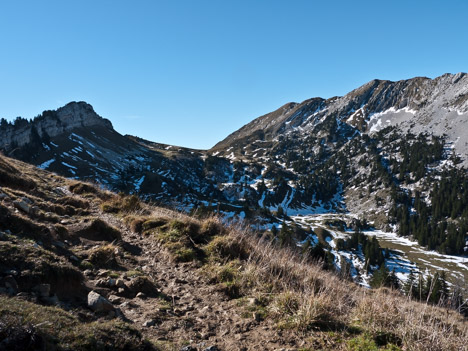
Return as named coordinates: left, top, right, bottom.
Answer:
left=1, top=1, right=467, bottom=149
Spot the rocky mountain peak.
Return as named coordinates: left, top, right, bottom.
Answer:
left=213, top=73, right=468, bottom=152
left=0, top=101, right=113, bottom=152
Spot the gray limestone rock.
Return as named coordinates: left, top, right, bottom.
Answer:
left=87, top=291, right=114, bottom=312
left=13, top=200, right=30, bottom=214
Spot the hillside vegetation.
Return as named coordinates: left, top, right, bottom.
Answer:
left=0, top=153, right=466, bottom=350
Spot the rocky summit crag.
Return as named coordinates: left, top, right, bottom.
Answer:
left=0, top=101, right=112, bottom=151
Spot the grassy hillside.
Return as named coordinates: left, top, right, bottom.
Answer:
left=0, top=153, right=466, bottom=350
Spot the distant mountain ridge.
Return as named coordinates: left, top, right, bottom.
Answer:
left=1, top=73, right=468, bottom=286
left=213, top=73, right=468, bottom=162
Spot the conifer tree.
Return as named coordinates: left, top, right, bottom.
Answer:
left=370, top=263, right=390, bottom=288
left=403, top=270, right=416, bottom=297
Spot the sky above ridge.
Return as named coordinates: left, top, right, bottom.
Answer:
left=1, top=0, right=467, bottom=149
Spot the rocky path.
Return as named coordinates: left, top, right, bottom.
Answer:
left=99, top=214, right=301, bottom=351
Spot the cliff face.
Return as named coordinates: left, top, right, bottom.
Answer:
left=0, top=101, right=112, bottom=150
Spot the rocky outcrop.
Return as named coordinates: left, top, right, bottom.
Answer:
left=0, top=101, right=112, bottom=151
left=87, top=291, right=114, bottom=312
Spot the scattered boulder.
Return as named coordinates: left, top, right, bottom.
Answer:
left=87, top=291, right=114, bottom=312
left=15, top=292, right=29, bottom=299
left=142, top=319, right=156, bottom=327
left=120, top=301, right=138, bottom=309
left=4, top=269, right=18, bottom=276
left=53, top=241, right=66, bottom=249
left=136, top=292, right=147, bottom=299
left=180, top=346, right=197, bottom=351
left=108, top=295, right=123, bottom=304
left=96, top=279, right=108, bottom=287
left=21, top=197, right=33, bottom=205
left=13, top=200, right=30, bottom=214
left=247, top=297, right=257, bottom=306
left=30, top=206, right=39, bottom=216
left=83, top=270, right=93, bottom=277
left=127, top=276, right=157, bottom=297
left=97, top=269, right=109, bottom=277
left=2, top=275, right=18, bottom=295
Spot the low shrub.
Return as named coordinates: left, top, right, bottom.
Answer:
left=204, top=235, right=250, bottom=261
left=142, top=218, right=168, bottom=232
left=57, top=196, right=90, bottom=209
left=200, top=217, right=223, bottom=236
left=76, top=218, right=121, bottom=242
left=69, top=182, right=98, bottom=195
left=101, top=195, right=142, bottom=214
left=88, top=244, right=119, bottom=268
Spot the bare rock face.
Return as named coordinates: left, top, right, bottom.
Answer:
left=87, top=291, right=114, bottom=312
left=0, top=101, right=113, bottom=151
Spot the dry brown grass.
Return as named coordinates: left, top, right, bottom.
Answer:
left=74, top=218, right=122, bottom=242
left=196, top=221, right=467, bottom=350
left=88, top=243, right=120, bottom=268
left=0, top=155, right=36, bottom=191
left=101, top=194, right=146, bottom=214
left=354, top=288, right=468, bottom=351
